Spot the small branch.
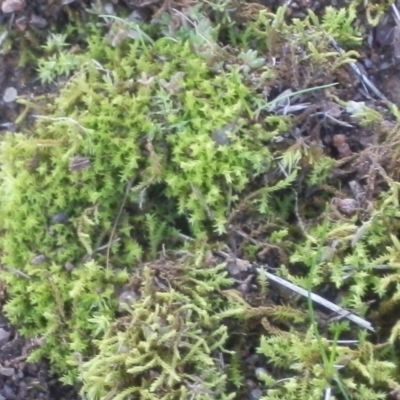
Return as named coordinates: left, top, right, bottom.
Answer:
left=105, top=178, right=135, bottom=270
left=329, top=38, right=388, bottom=102
left=257, top=267, right=374, bottom=332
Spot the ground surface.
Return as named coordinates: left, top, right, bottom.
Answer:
left=1, top=0, right=400, bottom=399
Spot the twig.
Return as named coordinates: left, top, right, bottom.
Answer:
left=257, top=267, right=374, bottom=332
left=105, top=178, right=135, bottom=269
left=329, top=39, right=388, bottom=101
left=2, top=266, right=30, bottom=280
left=255, top=83, right=338, bottom=118
left=188, top=243, right=374, bottom=332
left=392, top=3, right=400, bottom=27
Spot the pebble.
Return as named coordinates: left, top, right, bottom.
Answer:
left=246, top=354, right=260, bottom=365
left=1, top=0, right=25, bottom=14
left=335, top=198, right=358, bottom=216
left=332, top=134, right=352, bottom=158
left=362, top=58, right=373, bottom=69
left=0, top=367, right=14, bottom=377
left=2, top=87, right=17, bottom=103
left=30, top=255, right=47, bottom=265
left=64, top=261, right=75, bottom=272
left=1, top=385, right=16, bottom=399
left=51, top=212, right=69, bottom=224
left=227, top=257, right=251, bottom=276
left=211, top=123, right=236, bottom=146
left=248, top=388, right=263, bottom=400
left=118, top=290, right=139, bottom=311
left=0, top=328, right=10, bottom=346
left=29, top=13, right=47, bottom=29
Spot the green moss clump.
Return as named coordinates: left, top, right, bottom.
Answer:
left=3, top=5, right=400, bottom=399
left=0, top=19, right=278, bottom=380
left=79, top=258, right=244, bottom=400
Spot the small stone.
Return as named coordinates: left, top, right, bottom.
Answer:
left=335, top=198, right=358, bottom=216
left=211, top=123, right=236, bottom=146
left=238, top=283, right=250, bottom=293
left=248, top=388, right=263, bottom=400
left=1, top=0, right=25, bottom=14
left=2, top=385, right=16, bottom=400
left=3, top=87, right=17, bottom=103
left=118, top=290, right=139, bottom=311
left=226, top=256, right=251, bottom=276
left=332, top=134, right=352, bottom=158
left=64, top=262, right=75, bottom=272
left=246, top=354, right=260, bottom=365
left=0, top=328, right=11, bottom=346
left=29, top=13, right=47, bottom=29
left=30, top=255, right=47, bottom=265
left=363, top=58, right=373, bottom=69
left=51, top=212, right=69, bottom=224
left=0, top=367, right=14, bottom=376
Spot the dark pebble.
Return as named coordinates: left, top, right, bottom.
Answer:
left=30, top=255, right=47, bottom=265
left=51, top=212, right=69, bottom=224
left=248, top=388, right=263, bottom=400
left=1, top=385, right=16, bottom=400
left=29, top=13, right=47, bottom=29
left=118, top=290, right=139, bottom=311
left=0, top=328, right=10, bottom=346
left=375, top=24, right=394, bottom=46
left=0, top=367, right=14, bottom=377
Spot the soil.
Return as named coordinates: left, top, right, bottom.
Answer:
left=0, top=0, right=400, bottom=399
left=0, top=315, right=79, bottom=400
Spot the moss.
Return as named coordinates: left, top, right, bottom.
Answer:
left=0, top=16, right=280, bottom=380
left=2, top=3, right=400, bottom=400
left=79, top=257, right=244, bottom=400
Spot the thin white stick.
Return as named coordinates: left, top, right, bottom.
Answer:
left=330, top=39, right=388, bottom=101
left=392, top=3, right=400, bottom=26
left=257, top=268, right=374, bottom=332
left=324, top=387, right=332, bottom=400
